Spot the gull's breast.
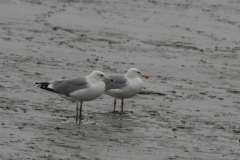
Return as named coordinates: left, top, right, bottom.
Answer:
left=69, top=81, right=105, bottom=102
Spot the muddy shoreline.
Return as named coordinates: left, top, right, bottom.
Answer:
left=1, top=0, right=240, bottom=159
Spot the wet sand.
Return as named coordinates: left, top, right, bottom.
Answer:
left=0, top=0, right=240, bottom=159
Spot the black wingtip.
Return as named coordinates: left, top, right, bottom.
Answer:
left=35, top=82, right=56, bottom=93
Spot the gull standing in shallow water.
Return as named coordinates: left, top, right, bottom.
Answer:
left=35, top=71, right=114, bottom=124
left=105, top=68, right=149, bottom=113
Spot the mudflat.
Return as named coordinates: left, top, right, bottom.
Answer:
left=0, top=0, right=240, bottom=159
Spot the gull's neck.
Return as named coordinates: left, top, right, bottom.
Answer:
left=88, top=75, right=98, bottom=84
left=126, top=73, right=138, bottom=79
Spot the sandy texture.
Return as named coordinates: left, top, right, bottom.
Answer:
left=0, top=0, right=240, bottom=159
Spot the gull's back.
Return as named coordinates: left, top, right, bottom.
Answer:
left=105, top=74, right=129, bottom=91
left=36, top=77, right=89, bottom=97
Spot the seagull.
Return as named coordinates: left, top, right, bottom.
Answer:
left=105, top=68, right=149, bottom=113
left=35, top=71, right=114, bottom=124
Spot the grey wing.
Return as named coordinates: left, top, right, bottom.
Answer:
left=53, top=77, right=89, bottom=96
left=106, top=74, right=129, bottom=91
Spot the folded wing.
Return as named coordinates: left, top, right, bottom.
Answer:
left=105, top=74, right=129, bottom=91
left=36, top=77, right=89, bottom=96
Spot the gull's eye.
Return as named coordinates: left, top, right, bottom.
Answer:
left=137, top=71, right=141, bottom=74
left=100, top=74, right=104, bottom=77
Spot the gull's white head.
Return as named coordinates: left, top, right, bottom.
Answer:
left=126, top=68, right=149, bottom=79
left=89, top=71, right=115, bottom=83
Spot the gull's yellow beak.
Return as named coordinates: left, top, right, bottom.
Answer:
left=141, top=74, right=149, bottom=79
